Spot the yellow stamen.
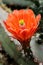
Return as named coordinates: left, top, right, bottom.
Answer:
left=19, top=19, right=24, bottom=25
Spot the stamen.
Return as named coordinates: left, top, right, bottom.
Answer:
left=19, top=19, right=24, bottom=25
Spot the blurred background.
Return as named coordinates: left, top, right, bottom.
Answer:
left=0, top=0, right=43, bottom=65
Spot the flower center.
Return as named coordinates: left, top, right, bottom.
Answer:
left=19, top=19, right=24, bottom=25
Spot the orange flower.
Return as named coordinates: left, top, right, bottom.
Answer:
left=4, top=9, right=41, bottom=42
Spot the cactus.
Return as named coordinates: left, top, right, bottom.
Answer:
left=0, top=1, right=42, bottom=65
left=0, top=20, right=38, bottom=65
left=0, top=3, right=39, bottom=65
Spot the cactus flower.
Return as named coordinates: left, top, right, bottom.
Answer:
left=4, top=9, right=41, bottom=47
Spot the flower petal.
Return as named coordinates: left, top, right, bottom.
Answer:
left=35, top=14, right=41, bottom=26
